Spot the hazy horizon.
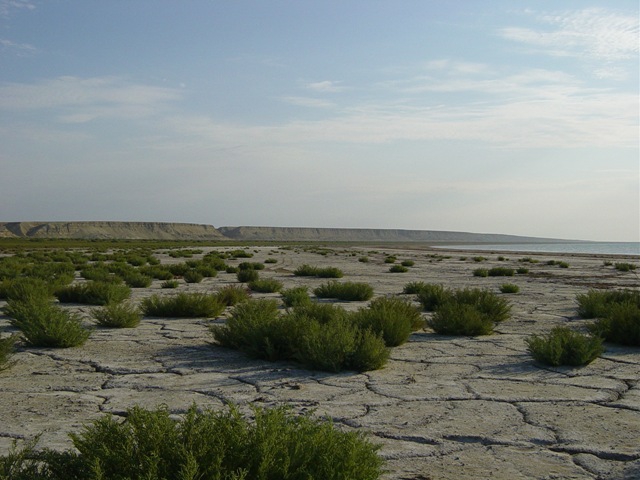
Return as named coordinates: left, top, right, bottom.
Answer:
left=1, top=1, right=638, bottom=242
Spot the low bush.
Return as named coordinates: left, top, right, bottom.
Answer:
left=215, top=284, right=250, bottom=306
left=473, top=256, right=486, bottom=262
left=384, top=256, right=396, bottom=264
left=416, top=284, right=449, bottom=311
left=314, top=281, right=374, bottom=301
left=248, top=278, right=283, bottom=293
left=294, top=265, right=343, bottom=278
left=428, top=303, right=495, bottom=336
left=183, top=270, right=204, bottom=284
left=500, top=284, right=520, bottom=294
left=401, top=282, right=427, bottom=295
left=451, top=288, right=511, bottom=323
left=5, top=298, right=92, bottom=348
left=576, top=289, right=640, bottom=319
left=588, top=301, right=640, bottom=346
left=473, top=268, right=488, bottom=277
left=238, top=261, right=264, bottom=271
left=0, top=277, right=54, bottom=301
left=281, top=286, right=311, bottom=308
left=389, top=265, right=408, bottom=273
left=359, top=256, right=369, bottom=263
left=317, top=267, right=344, bottom=278
left=0, top=335, right=17, bottom=372
left=122, top=272, right=153, bottom=288
left=516, top=267, right=529, bottom=274
left=294, top=264, right=318, bottom=276
left=92, top=302, right=141, bottom=328
left=141, top=293, right=225, bottom=318
left=237, top=268, right=259, bottom=283
left=55, top=281, right=131, bottom=306
left=401, top=260, right=414, bottom=267
left=526, top=327, right=603, bottom=366
left=354, top=297, right=423, bottom=346
left=264, top=258, right=278, bottom=264
left=161, top=279, right=179, bottom=289
left=488, top=267, right=514, bottom=277
left=615, top=262, right=637, bottom=272
left=0, top=404, right=383, bottom=480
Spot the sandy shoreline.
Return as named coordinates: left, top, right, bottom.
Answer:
left=1, top=245, right=638, bottom=479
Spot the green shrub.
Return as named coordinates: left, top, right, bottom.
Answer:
left=416, top=284, right=450, bottom=311
left=516, top=267, right=529, bottom=274
left=294, top=264, right=318, bottom=277
left=401, top=260, right=414, bottom=267
left=354, top=297, right=423, bottom=346
left=526, top=327, right=603, bottom=366
left=228, top=249, right=253, bottom=258
left=294, top=264, right=343, bottom=278
left=248, top=278, right=283, bottom=293
left=215, top=284, right=250, bottom=306
left=122, top=272, right=153, bottom=288
left=558, top=261, right=570, bottom=269
left=317, top=267, right=344, bottom=278
left=588, top=301, right=640, bottom=346
left=428, top=303, right=495, bottom=336
left=238, top=261, right=264, bottom=270
left=139, top=265, right=174, bottom=280
left=237, top=268, right=259, bottom=283
left=473, top=256, right=486, bottom=262
left=615, top=262, right=637, bottom=272
left=389, top=265, right=408, bottom=273
left=500, top=284, right=520, bottom=294
left=264, top=258, right=278, bottom=264
left=576, top=289, right=640, bottom=319
left=281, top=286, right=311, bottom=308
left=0, top=277, right=54, bottom=301
left=141, top=293, right=225, bottom=318
left=5, top=298, right=92, bottom=348
left=167, top=263, right=190, bottom=276
left=359, top=256, right=369, bottom=263
left=161, top=279, right=179, bottom=289
left=183, top=270, right=204, bottom=284
left=488, top=267, right=514, bottom=277
left=314, top=281, right=374, bottom=301
left=402, top=281, right=429, bottom=295
left=92, top=302, right=141, bottom=328
left=0, top=335, right=17, bottom=372
left=384, top=256, right=396, bottom=264
left=0, top=404, right=383, bottom=480
left=451, top=288, right=511, bottom=323
left=194, top=264, right=218, bottom=278
left=55, top=281, right=131, bottom=306
left=473, top=268, right=488, bottom=277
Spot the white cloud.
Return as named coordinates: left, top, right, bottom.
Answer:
left=500, top=8, right=639, bottom=62
left=306, top=80, right=345, bottom=92
left=0, top=0, right=35, bottom=18
left=0, top=38, right=36, bottom=55
left=279, top=96, right=335, bottom=108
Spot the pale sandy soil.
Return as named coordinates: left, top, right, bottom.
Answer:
left=0, top=245, right=639, bottom=479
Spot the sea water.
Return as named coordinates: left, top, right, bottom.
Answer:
left=435, top=242, right=640, bottom=256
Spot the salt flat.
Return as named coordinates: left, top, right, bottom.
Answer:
left=1, top=245, right=638, bottom=479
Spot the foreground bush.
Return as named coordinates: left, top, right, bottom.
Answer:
left=577, top=289, right=640, bottom=319
left=588, top=301, right=640, bottom=346
left=314, top=281, right=374, bottom=301
left=0, top=404, right=383, bottom=480
left=5, top=298, right=92, bottom=348
left=428, top=303, right=495, bottom=336
left=354, top=297, right=424, bottom=347
left=526, top=327, right=603, bottom=366
left=55, top=281, right=131, bottom=306
left=141, top=293, right=225, bottom=318
left=215, top=284, right=250, bottom=306
left=281, top=286, right=312, bottom=308
left=415, top=284, right=449, bottom=311
left=92, top=302, right=141, bottom=328
left=0, top=277, right=54, bottom=302
left=0, top=335, right=17, bottom=372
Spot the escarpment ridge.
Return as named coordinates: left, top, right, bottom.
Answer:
left=0, top=221, right=575, bottom=243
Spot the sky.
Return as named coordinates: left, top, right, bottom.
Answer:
left=0, top=1, right=638, bottom=242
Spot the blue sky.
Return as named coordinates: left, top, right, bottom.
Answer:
left=1, top=1, right=638, bottom=241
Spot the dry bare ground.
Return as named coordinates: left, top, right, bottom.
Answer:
left=1, top=245, right=639, bottom=479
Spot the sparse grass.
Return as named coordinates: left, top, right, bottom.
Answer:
left=5, top=297, right=92, bottom=348
left=92, top=301, right=142, bottom=328
left=281, top=286, right=311, bottom=308
left=248, top=278, right=284, bottom=293
left=314, top=281, right=374, bottom=301
left=141, top=292, right=225, bottom=318
left=500, top=283, right=520, bottom=294
left=588, top=301, right=640, bottom=346
left=215, top=284, right=250, bottom=306
left=0, top=404, right=383, bottom=480
left=0, top=335, right=17, bottom=372
left=55, top=281, right=131, bottom=306
left=526, top=327, right=603, bottom=366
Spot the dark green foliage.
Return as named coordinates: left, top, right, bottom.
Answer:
left=313, top=281, right=374, bottom=301
left=358, top=256, right=369, bottom=263
left=0, top=277, right=54, bottom=301
left=122, top=271, right=153, bottom=288
left=92, top=302, right=141, bottom=328
left=0, top=404, right=383, bottom=480
left=526, top=327, right=603, bottom=366
left=451, top=288, right=511, bottom=323
left=401, top=260, right=414, bottom=267
left=473, top=268, right=488, bottom=277
left=317, top=267, right=344, bottom=278
left=416, top=284, right=449, bottom=312
left=0, top=335, right=17, bottom=372
left=294, top=264, right=343, bottom=278
left=402, top=281, right=429, bottom=295
left=519, top=257, right=539, bottom=264
left=558, top=262, right=570, bottom=269
left=588, top=302, right=640, bottom=346
left=139, top=265, right=174, bottom=280
left=384, top=256, right=396, bottom=264
left=389, top=265, right=409, bottom=273
left=428, top=303, right=495, bottom=336
left=488, top=267, right=514, bottom=277
left=215, top=284, right=250, bottom=306
left=281, top=286, right=311, bottom=308
left=576, top=289, right=640, bottom=319
left=264, top=258, right=278, bottom=264
left=248, top=278, right=283, bottom=293
left=55, top=281, right=131, bottom=305
left=500, top=284, right=520, bottom=294
left=614, top=262, right=637, bottom=272
left=516, top=267, right=529, bottom=274
left=141, top=293, right=225, bottom=318
left=354, top=297, right=424, bottom=346
left=5, top=297, right=92, bottom=348
left=237, top=268, right=259, bottom=283
left=160, top=279, right=179, bottom=289
left=183, top=270, right=204, bottom=284
left=167, top=263, right=190, bottom=276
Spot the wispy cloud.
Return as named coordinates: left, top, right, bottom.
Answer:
left=0, top=0, right=35, bottom=18
left=0, top=38, right=36, bottom=55
left=306, top=80, right=345, bottom=93
left=500, top=8, right=639, bottom=62
left=279, top=96, right=334, bottom=108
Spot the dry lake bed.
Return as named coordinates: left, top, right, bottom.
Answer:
left=1, top=245, right=639, bottom=479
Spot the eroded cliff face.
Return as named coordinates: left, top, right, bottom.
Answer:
left=0, top=222, right=226, bottom=240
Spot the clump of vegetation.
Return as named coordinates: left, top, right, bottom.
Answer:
left=141, top=293, right=225, bottom=318
left=92, top=301, right=142, bottom=328
left=264, top=258, right=278, bottom=264
left=526, top=327, right=603, bottom=366
left=416, top=284, right=449, bottom=312
left=0, top=335, right=17, bottom=372
left=473, top=268, right=488, bottom=277
left=248, top=278, right=283, bottom=293
left=161, top=279, right=179, bottom=289
left=588, top=301, right=640, bottom=346
left=473, top=256, right=486, bottom=262
left=5, top=297, right=92, bottom=348
left=293, top=264, right=343, bottom=278
left=400, top=260, right=414, bottom=267
left=576, top=289, right=640, bottom=319
left=215, top=284, right=250, bottom=306
left=384, top=256, right=397, bottom=264
left=0, top=404, right=383, bottom=480
left=614, top=262, right=637, bottom=272
left=359, top=256, right=369, bottom=263
left=354, top=297, right=424, bottom=347
left=55, top=281, right=131, bottom=306
left=488, top=267, right=514, bottom=277
left=500, top=284, right=520, bottom=294
left=389, top=265, right=408, bottom=273
left=0, top=277, right=54, bottom=301
left=314, top=281, right=374, bottom=301
left=281, top=286, right=311, bottom=308
left=237, top=268, right=260, bottom=283
left=183, top=270, right=204, bottom=284
left=402, top=281, right=429, bottom=295
left=516, top=267, right=529, bottom=274
left=122, top=271, right=153, bottom=288
left=428, top=303, right=495, bottom=336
